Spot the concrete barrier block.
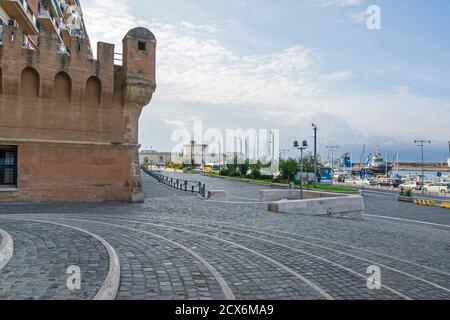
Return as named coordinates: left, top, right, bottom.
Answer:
left=259, top=189, right=346, bottom=202
left=268, top=195, right=364, bottom=220
left=207, top=190, right=229, bottom=201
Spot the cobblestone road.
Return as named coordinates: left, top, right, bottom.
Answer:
left=0, top=172, right=449, bottom=300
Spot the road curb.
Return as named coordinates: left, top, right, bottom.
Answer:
left=415, top=199, right=436, bottom=207
left=0, top=228, right=13, bottom=271
left=441, top=202, right=450, bottom=209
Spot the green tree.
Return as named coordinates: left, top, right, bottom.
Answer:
left=302, top=153, right=322, bottom=173
left=280, top=158, right=299, bottom=182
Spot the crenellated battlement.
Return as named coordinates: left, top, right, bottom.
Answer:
left=0, top=25, right=156, bottom=108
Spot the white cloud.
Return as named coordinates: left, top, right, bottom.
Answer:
left=320, top=70, right=354, bottom=82
left=349, top=10, right=368, bottom=24
left=318, top=0, right=365, bottom=8
left=84, top=0, right=450, bottom=147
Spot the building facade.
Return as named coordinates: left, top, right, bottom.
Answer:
left=0, top=1, right=157, bottom=203
left=139, top=150, right=172, bottom=166
left=0, top=0, right=89, bottom=52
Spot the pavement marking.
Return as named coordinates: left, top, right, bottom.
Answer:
left=38, top=216, right=333, bottom=300
left=364, top=190, right=448, bottom=203
left=0, top=228, right=13, bottom=271
left=31, top=217, right=236, bottom=300
left=1, top=218, right=121, bottom=300
left=365, top=214, right=450, bottom=229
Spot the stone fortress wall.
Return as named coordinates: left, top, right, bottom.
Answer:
left=0, top=25, right=156, bottom=203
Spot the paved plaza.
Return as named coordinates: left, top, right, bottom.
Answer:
left=0, top=172, right=449, bottom=300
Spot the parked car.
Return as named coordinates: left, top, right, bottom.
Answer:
left=361, top=178, right=377, bottom=186
left=423, top=182, right=449, bottom=194
left=377, top=177, right=401, bottom=188
left=399, top=181, right=419, bottom=191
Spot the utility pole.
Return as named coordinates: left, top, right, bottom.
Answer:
left=312, top=124, right=318, bottom=184
left=415, top=139, right=431, bottom=193
left=190, top=139, right=194, bottom=169
left=326, top=146, right=339, bottom=169
left=218, top=141, right=222, bottom=166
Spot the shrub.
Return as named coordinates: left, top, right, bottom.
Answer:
left=279, top=158, right=299, bottom=182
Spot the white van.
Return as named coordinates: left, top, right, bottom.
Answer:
left=423, top=182, right=449, bottom=194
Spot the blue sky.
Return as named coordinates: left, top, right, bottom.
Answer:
left=83, top=0, right=450, bottom=162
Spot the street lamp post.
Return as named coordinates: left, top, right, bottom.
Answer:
left=415, top=139, right=431, bottom=193
left=294, top=140, right=308, bottom=199
left=218, top=141, right=222, bottom=166
left=312, top=124, right=318, bottom=184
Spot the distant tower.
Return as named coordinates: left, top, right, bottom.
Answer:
left=122, top=27, right=157, bottom=202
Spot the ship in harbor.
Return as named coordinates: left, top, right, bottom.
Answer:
left=365, top=151, right=393, bottom=176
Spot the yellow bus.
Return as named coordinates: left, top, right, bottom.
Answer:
left=204, top=164, right=221, bottom=175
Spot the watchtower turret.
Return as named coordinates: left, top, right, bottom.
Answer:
left=121, top=27, right=157, bottom=202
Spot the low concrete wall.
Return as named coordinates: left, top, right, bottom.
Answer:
left=268, top=195, right=364, bottom=219
left=259, top=189, right=346, bottom=202
left=207, top=190, right=229, bottom=201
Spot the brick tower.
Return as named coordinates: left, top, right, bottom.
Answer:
left=0, top=24, right=157, bottom=203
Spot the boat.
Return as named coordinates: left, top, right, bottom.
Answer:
left=365, top=151, right=392, bottom=176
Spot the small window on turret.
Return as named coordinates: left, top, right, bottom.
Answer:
left=138, top=41, right=146, bottom=51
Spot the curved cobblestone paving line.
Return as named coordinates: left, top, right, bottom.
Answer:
left=75, top=215, right=415, bottom=300
left=20, top=216, right=236, bottom=300
left=118, top=213, right=450, bottom=278
left=9, top=214, right=328, bottom=299
left=45, top=216, right=335, bottom=300
left=142, top=218, right=448, bottom=299
left=61, top=214, right=450, bottom=299
left=126, top=215, right=450, bottom=292
left=17, top=211, right=450, bottom=279
left=0, top=228, right=14, bottom=271
left=3, top=218, right=120, bottom=300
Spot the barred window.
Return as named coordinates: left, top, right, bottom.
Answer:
left=0, top=146, right=17, bottom=186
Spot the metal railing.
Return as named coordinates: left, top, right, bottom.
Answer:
left=142, top=167, right=206, bottom=197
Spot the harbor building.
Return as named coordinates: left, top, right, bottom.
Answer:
left=0, top=1, right=157, bottom=202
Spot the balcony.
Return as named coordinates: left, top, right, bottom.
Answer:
left=59, top=23, right=71, bottom=47
left=37, top=8, right=58, bottom=33
left=0, top=0, right=39, bottom=35
left=46, top=0, right=63, bottom=18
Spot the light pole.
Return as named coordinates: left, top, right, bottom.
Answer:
left=217, top=141, right=222, bottom=166
left=238, top=137, right=243, bottom=164
left=294, top=140, right=308, bottom=199
left=415, top=139, right=431, bottom=193
left=312, top=124, right=318, bottom=184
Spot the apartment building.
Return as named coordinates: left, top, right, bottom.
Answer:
left=0, top=0, right=89, bottom=52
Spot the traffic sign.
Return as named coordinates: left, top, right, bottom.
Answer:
left=437, top=172, right=442, bottom=178
left=360, top=169, right=366, bottom=179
